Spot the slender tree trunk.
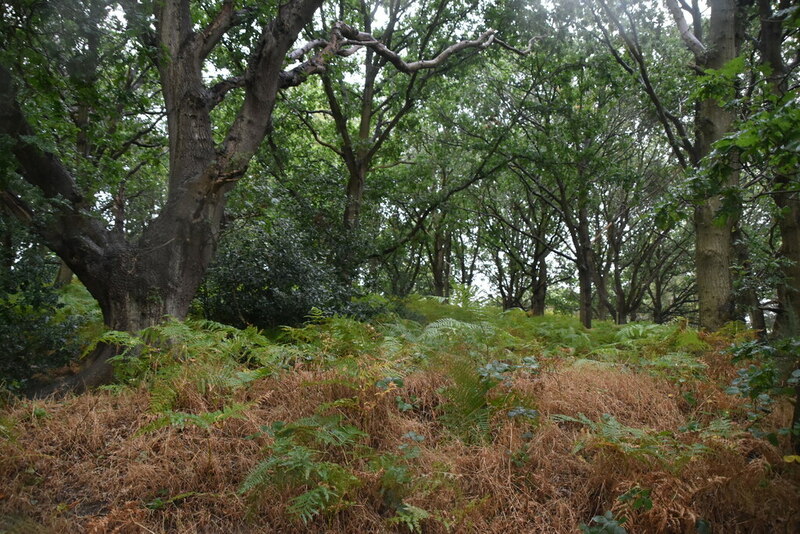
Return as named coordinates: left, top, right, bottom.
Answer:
left=615, top=287, right=628, bottom=325
left=577, top=199, right=594, bottom=329
left=774, top=190, right=800, bottom=336
left=578, top=263, right=592, bottom=329
left=757, top=0, right=800, bottom=336
left=733, top=228, right=767, bottom=333
left=431, top=228, right=452, bottom=299
left=1, top=222, right=12, bottom=277
left=651, top=277, right=664, bottom=324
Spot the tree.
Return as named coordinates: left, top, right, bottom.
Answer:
left=594, top=0, right=747, bottom=330
left=0, top=0, right=497, bottom=390
left=750, top=0, right=800, bottom=335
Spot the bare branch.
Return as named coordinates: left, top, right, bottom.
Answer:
left=595, top=0, right=695, bottom=168
left=665, top=0, right=706, bottom=59
left=493, top=37, right=540, bottom=56
left=335, top=22, right=496, bottom=74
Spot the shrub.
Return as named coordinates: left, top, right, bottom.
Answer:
left=0, top=221, right=98, bottom=389
left=195, top=219, right=350, bottom=329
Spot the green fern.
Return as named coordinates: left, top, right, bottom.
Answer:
left=438, top=356, right=493, bottom=442
left=387, top=503, right=430, bottom=532
left=240, top=414, right=364, bottom=522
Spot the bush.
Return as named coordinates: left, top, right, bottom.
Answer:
left=0, top=222, right=96, bottom=389
left=195, top=219, right=351, bottom=329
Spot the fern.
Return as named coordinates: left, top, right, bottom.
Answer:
left=138, top=403, right=248, bottom=434
left=419, top=317, right=494, bottom=345
left=240, top=414, right=364, bottom=522
left=644, top=351, right=707, bottom=382
left=149, top=378, right=179, bottom=413
left=287, top=485, right=337, bottom=523
left=272, top=414, right=367, bottom=448
left=552, top=413, right=709, bottom=470
left=388, top=503, right=430, bottom=532
left=439, top=356, right=493, bottom=442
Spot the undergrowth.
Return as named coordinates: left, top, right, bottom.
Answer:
left=1, top=297, right=798, bottom=533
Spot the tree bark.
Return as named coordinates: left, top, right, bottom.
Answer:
left=53, top=261, right=73, bottom=289
left=430, top=227, right=452, bottom=299
left=694, top=201, right=736, bottom=331
left=756, top=0, right=800, bottom=336
left=576, top=192, right=594, bottom=329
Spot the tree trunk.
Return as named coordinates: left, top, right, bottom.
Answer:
left=757, top=0, right=800, bottom=336
left=578, top=263, right=592, bottom=329
left=651, top=276, right=664, bottom=324
left=594, top=271, right=611, bottom=321
left=661, top=0, right=741, bottom=331
left=53, top=260, right=74, bottom=288
left=343, top=163, right=367, bottom=231
left=774, top=190, right=800, bottom=336
left=2, top=0, right=325, bottom=395
left=694, top=201, right=736, bottom=331
left=530, top=261, right=547, bottom=316
left=576, top=197, right=594, bottom=329
left=431, top=228, right=452, bottom=299
left=691, top=0, right=740, bottom=330
left=732, top=228, right=767, bottom=333
left=615, top=291, right=628, bottom=325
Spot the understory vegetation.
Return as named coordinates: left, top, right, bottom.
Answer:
left=1, top=296, right=798, bottom=533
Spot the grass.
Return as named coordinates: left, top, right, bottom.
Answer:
left=0, top=297, right=798, bottom=533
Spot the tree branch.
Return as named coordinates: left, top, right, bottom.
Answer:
left=0, top=67, right=84, bottom=205
left=339, top=24, right=496, bottom=74
left=197, top=2, right=257, bottom=60
left=665, top=0, right=707, bottom=60
left=493, top=37, right=540, bottom=56
left=210, top=76, right=245, bottom=108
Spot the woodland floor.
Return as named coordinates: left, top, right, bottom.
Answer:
left=1, top=299, right=799, bottom=533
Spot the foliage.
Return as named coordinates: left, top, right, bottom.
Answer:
left=725, top=337, right=800, bottom=443
left=579, top=511, right=628, bottom=534
left=0, top=221, right=100, bottom=389
left=552, top=413, right=710, bottom=471
left=138, top=403, right=248, bottom=434
left=3, top=296, right=800, bottom=532
left=93, top=318, right=284, bottom=414
left=240, top=414, right=366, bottom=523
left=195, top=219, right=350, bottom=329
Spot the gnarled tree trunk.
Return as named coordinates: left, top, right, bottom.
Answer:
left=1, top=0, right=325, bottom=394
